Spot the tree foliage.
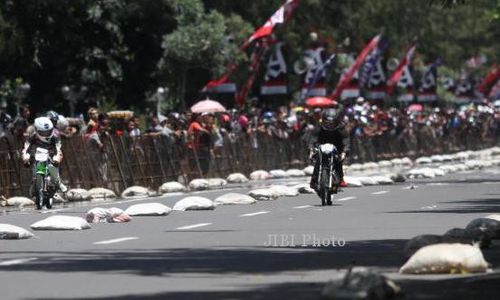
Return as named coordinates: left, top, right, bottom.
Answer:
left=0, top=0, right=497, bottom=114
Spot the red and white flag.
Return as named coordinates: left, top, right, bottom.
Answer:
left=478, top=64, right=500, bottom=96
left=330, top=34, right=381, bottom=100
left=365, top=58, right=387, bottom=100
left=241, top=0, right=300, bottom=50
left=387, top=43, right=416, bottom=95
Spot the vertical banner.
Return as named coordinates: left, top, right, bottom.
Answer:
left=365, top=58, right=387, bottom=100
left=396, top=65, right=415, bottom=102
left=236, top=41, right=269, bottom=106
left=301, top=47, right=327, bottom=98
left=417, top=59, right=441, bottom=102
left=454, top=74, right=474, bottom=104
left=261, top=42, right=288, bottom=95
left=387, top=43, right=416, bottom=96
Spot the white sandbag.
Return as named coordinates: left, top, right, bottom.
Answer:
left=430, top=155, right=444, bottom=163
left=189, top=179, right=210, bottom=191
left=401, top=157, right=413, bottom=166
left=121, top=186, right=152, bottom=199
left=88, top=187, right=116, bottom=199
left=207, top=178, right=228, bottom=188
left=86, top=207, right=131, bottom=223
left=0, top=196, right=34, bottom=207
left=349, top=163, right=363, bottom=171
left=30, top=215, right=91, bottom=231
left=390, top=158, right=403, bottom=165
left=344, top=176, right=363, bottom=187
left=66, top=188, right=91, bottom=202
left=399, top=243, right=489, bottom=274
left=291, top=183, right=315, bottom=194
left=415, top=157, right=432, bottom=165
left=269, top=169, right=289, bottom=178
left=454, top=152, right=470, bottom=161
left=491, top=146, right=500, bottom=156
left=125, top=203, right=171, bottom=216
left=357, top=176, right=378, bottom=186
left=226, top=173, right=249, bottom=183
left=173, top=196, right=215, bottom=211
left=371, top=176, right=394, bottom=185
left=407, top=168, right=441, bottom=179
left=441, top=154, right=454, bottom=162
left=159, top=181, right=187, bottom=194
left=377, top=160, right=393, bottom=168
left=0, top=224, right=34, bottom=239
left=303, top=165, right=314, bottom=175
left=250, top=170, right=271, bottom=180
left=248, top=188, right=280, bottom=201
left=286, top=169, right=306, bottom=177
left=269, top=185, right=299, bottom=197
left=363, top=162, right=378, bottom=169
left=214, top=193, right=257, bottom=205
left=52, top=193, right=66, bottom=204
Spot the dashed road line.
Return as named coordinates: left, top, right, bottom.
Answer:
left=176, top=223, right=212, bottom=230
left=293, top=205, right=313, bottom=209
left=371, top=191, right=389, bottom=195
left=0, top=258, right=38, bottom=266
left=240, top=211, right=271, bottom=217
left=337, top=196, right=357, bottom=202
left=93, top=237, right=139, bottom=245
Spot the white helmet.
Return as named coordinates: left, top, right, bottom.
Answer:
left=34, top=116, right=54, bottom=142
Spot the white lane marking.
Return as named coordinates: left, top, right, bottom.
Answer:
left=192, top=188, right=239, bottom=194
left=176, top=223, right=212, bottom=230
left=426, top=183, right=450, bottom=186
left=371, top=191, right=389, bottom=195
left=41, top=208, right=68, bottom=214
left=240, top=211, right=271, bottom=217
left=293, top=205, right=313, bottom=209
left=337, top=196, right=356, bottom=202
left=93, top=237, right=139, bottom=245
left=421, top=205, right=437, bottom=210
left=0, top=258, right=38, bottom=266
left=482, top=182, right=498, bottom=185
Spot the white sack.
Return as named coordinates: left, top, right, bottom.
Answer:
left=401, top=157, right=413, bottom=166
left=173, top=196, right=215, bottom=211
left=189, top=179, right=210, bottom=191
left=214, top=193, right=257, bottom=205
left=286, top=169, right=306, bottom=177
left=125, top=203, right=171, bottom=216
left=357, top=176, right=378, bottom=186
left=86, top=207, right=131, bottom=223
left=250, top=170, right=271, bottom=180
left=344, top=176, right=363, bottom=187
left=0, top=224, right=34, bottom=239
left=270, top=169, right=289, bottom=178
left=226, top=173, right=249, bottom=183
left=303, top=165, right=314, bottom=175
left=399, top=243, right=489, bottom=274
left=30, top=215, right=91, bottom=230
left=88, top=187, right=116, bottom=199
left=248, top=188, right=280, bottom=201
left=377, top=160, right=393, bottom=168
left=207, top=178, right=228, bottom=188
left=121, top=186, right=151, bottom=199
left=0, top=196, right=34, bottom=207
left=269, top=185, right=299, bottom=197
left=371, top=176, right=394, bottom=185
left=159, top=181, right=187, bottom=194
left=66, top=188, right=91, bottom=202
left=415, top=157, right=432, bottom=165
left=291, top=183, right=315, bottom=194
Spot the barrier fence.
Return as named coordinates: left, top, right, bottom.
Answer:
left=0, top=125, right=497, bottom=198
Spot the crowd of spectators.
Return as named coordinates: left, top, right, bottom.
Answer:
left=1, top=97, right=499, bottom=175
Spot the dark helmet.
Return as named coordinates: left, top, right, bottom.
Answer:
left=321, top=108, right=341, bottom=130
left=46, top=110, right=59, bottom=126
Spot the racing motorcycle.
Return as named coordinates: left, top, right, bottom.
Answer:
left=31, top=147, right=57, bottom=210
left=313, top=143, right=340, bottom=206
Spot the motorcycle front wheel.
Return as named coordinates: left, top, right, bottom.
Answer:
left=34, top=174, right=45, bottom=210
left=320, top=169, right=332, bottom=206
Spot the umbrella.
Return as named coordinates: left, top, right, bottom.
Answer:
left=407, top=103, right=423, bottom=113
left=191, top=98, right=226, bottom=113
left=305, top=96, right=337, bottom=107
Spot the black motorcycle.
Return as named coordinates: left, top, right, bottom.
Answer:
left=314, top=143, right=340, bottom=206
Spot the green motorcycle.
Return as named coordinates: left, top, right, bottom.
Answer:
left=32, top=147, right=57, bottom=210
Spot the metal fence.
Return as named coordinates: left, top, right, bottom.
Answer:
left=0, top=125, right=497, bottom=198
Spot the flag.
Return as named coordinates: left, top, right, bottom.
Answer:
left=330, top=34, right=381, bottom=100
left=417, top=58, right=442, bottom=102
left=261, top=42, right=288, bottom=95
left=387, top=43, right=417, bottom=95
left=302, top=53, right=336, bottom=98
left=359, top=39, right=388, bottom=87
left=454, top=71, right=474, bottom=104
left=236, top=41, right=270, bottom=106
left=396, top=65, right=415, bottom=102
left=478, top=64, right=500, bottom=96
left=241, top=0, right=300, bottom=50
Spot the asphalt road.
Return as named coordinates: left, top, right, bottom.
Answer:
left=1, top=168, right=500, bottom=300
